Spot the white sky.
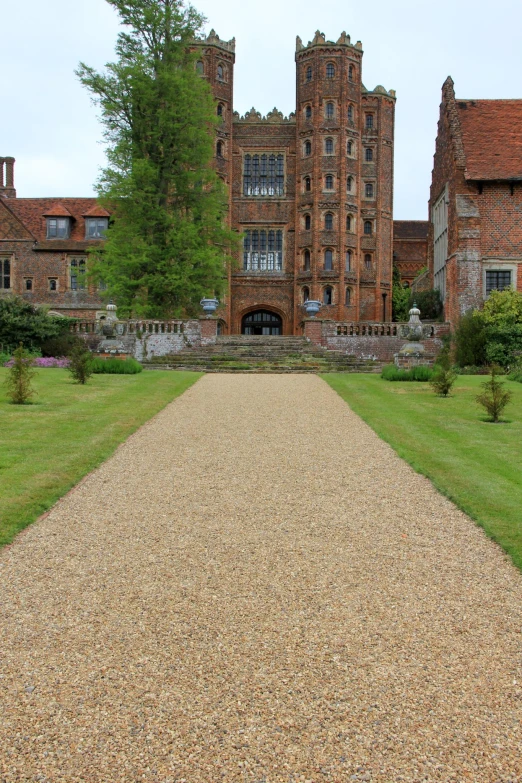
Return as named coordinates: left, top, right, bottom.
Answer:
left=2, top=0, right=521, bottom=219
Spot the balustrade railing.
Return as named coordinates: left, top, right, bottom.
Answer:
left=333, top=322, right=437, bottom=338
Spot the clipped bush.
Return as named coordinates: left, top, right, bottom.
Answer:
left=40, top=332, right=85, bottom=358
left=454, top=310, right=487, bottom=368
left=381, top=364, right=434, bottom=382
left=476, top=365, right=512, bottom=422
left=91, top=357, right=143, bottom=374
left=4, top=344, right=37, bottom=404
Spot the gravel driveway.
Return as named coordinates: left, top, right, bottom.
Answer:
left=1, top=374, right=521, bottom=782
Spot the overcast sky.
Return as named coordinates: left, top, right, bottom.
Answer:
left=2, top=0, right=521, bottom=219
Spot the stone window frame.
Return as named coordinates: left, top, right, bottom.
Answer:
left=324, top=211, right=335, bottom=231
left=242, top=151, right=286, bottom=198
left=364, top=253, right=373, bottom=270
left=48, top=278, right=58, bottom=292
left=323, top=284, right=334, bottom=305
left=324, top=137, right=335, bottom=155
left=326, top=62, right=336, bottom=79
left=217, top=103, right=224, bottom=118
left=305, top=64, right=313, bottom=83
left=363, top=180, right=376, bottom=200
left=346, top=213, right=355, bottom=233
left=348, top=65, right=355, bottom=83
left=346, top=139, right=356, bottom=158
left=196, top=60, right=205, bottom=75
left=323, top=248, right=334, bottom=271
left=46, top=217, right=70, bottom=240
left=242, top=226, right=284, bottom=273
left=347, top=104, right=355, bottom=123
left=325, top=101, right=336, bottom=121
left=345, top=249, right=353, bottom=272
left=303, top=249, right=311, bottom=271
left=345, top=286, right=352, bottom=305
left=363, top=220, right=374, bottom=236
left=304, top=213, right=311, bottom=231
left=0, top=254, right=13, bottom=291
left=303, top=139, right=312, bottom=157
left=24, top=277, right=34, bottom=292
left=365, top=113, right=375, bottom=130
left=303, top=175, right=312, bottom=193
left=304, top=104, right=312, bottom=120
left=302, top=285, right=310, bottom=303
left=216, top=140, right=224, bottom=158
left=346, top=175, right=355, bottom=194
left=216, top=62, right=227, bottom=82
left=324, top=174, right=335, bottom=192
left=364, top=147, right=374, bottom=162
left=482, top=261, right=519, bottom=300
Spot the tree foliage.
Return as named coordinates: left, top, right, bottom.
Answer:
left=68, top=345, right=94, bottom=385
left=0, top=297, right=72, bottom=355
left=454, top=309, right=488, bottom=368
left=77, top=0, right=239, bottom=318
left=392, top=265, right=410, bottom=322
left=476, top=365, right=512, bottom=422
left=430, top=344, right=457, bottom=397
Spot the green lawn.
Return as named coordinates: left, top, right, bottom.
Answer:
left=0, top=369, right=202, bottom=547
left=323, top=374, right=522, bottom=570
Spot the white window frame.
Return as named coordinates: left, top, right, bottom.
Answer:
left=482, top=262, right=518, bottom=299
left=432, top=185, right=449, bottom=301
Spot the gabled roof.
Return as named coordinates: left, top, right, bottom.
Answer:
left=393, top=221, right=429, bottom=240
left=4, top=198, right=109, bottom=243
left=82, top=204, right=110, bottom=218
left=456, top=99, right=522, bottom=180
left=0, top=198, right=35, bottom=241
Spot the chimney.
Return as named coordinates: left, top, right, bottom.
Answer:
left=0, top=157, right=16, bottom=198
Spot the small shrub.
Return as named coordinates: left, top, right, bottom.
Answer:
left=68, top=345, right=93, bottom=384
left=430, top=366, right=457, bottom=396
left=476, top=365, right=512, bottom=422
left=91, top=357, right=143, bottom=374
left=4, top=344, right=37, bottom=404
left=41, top=332, right=84, bottom=358
left=381, top=364, right=434, bottom=382
left=0, top=351, right=11, bottom=366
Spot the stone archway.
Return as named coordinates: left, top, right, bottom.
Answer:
left=241, top=309, right=283, bottom=335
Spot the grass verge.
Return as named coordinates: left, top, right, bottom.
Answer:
left=322, top=373, right=522, bottom=570
left=0, top=369, right=202, bottom=547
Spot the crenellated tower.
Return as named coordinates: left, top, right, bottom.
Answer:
left=295, top=31, right=395, bottom=323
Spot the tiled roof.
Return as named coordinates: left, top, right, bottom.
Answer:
left=42, top=203, right=74, bottom=217
left=393, top=220, right=429, bottom=240
left=83, top=204, right=111, bottom=218
left=5, top=198, right=109, bottom=242
left=456, top=99, right=522, bottom=180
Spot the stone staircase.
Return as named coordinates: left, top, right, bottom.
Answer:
left=144, top=335, right=382, bottom=373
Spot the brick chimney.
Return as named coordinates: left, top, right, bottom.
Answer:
left=0, top=157, right=16, bottom=198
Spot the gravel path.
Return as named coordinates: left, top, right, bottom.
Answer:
left=1, top=374, right=522, bottom=783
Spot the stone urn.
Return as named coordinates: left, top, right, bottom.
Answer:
left=200, top=298, right=219, bottom=317
left=304, top=300, right=322, bottom=318
left=395, top=303, right=427, bottom=367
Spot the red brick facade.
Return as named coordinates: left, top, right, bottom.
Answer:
left=0, top=29, right=403, bottom=330
left=393, top=221, right=428, bottom=286
left=427, top=78, right=522, bottom=326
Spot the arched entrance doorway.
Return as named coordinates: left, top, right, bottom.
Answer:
left=242, top=310, right=282, bottom=335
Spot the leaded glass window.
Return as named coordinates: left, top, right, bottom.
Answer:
left=365, top=114, right=374, bottom=129
left=486, top=270, right=512, bottom=296
left=305, top=214, right=311, bottom=230
left=325, top=175, right=334, bottom=190
left=306, top=65, right=312, bottom=82
left=323, top=285, right=333, bottom=304
left=348, top=65, right=354, bottom=82
left=324, top=250, right=333, bottom=271
left=345, top=250, right=352, bottom=271
left=70, top=257, right=87, bottom=290
left=217, top=104, right=224, bottom=117
left=347, top=140, right=353, bottom=156
left=348, top=105, right=354, bottom=122
left=305, top=176, right=311, bottom=192
left=0, top=257, right=11, bottom=289
left=346, top=215, right=352, bottom=231
left=326, top=63, right=335, bottom=78
left=243, top=229, right=283, bottom=271
left=325, top=213, right=333, bottom=230
left=365, top=148, right=374, bottom=162
left=302, top=286, right=310, bottom=302
left=365, top=182, right=374, bottom=198
left=364, top=221, right=373, bottom=236
left=243, top=154, right=285, bottom=197
left=217, top=64, right=224, bottom=81
left=345, top=287, right=351, bottom=305
left=325, top=102, right=334, bottom=119
left=325, top=138, right=334, bottom=154
left=196, top=61, right=204, bottom=74
left=347, top=176, right=353, bottom=193
left=303, top=250, right=310, bottom=271
left=304, top=141, right=312, bottom=156
left=305, top=105, right=312, bottom=120
left=365, top=254, right=372, bottom=269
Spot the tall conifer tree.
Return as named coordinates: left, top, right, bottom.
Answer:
left=77, top=0, right=237, bottom=318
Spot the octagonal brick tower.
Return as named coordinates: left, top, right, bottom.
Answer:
left=294, top=31, right=396, bottom=323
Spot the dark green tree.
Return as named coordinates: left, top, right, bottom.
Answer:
left=68, top=345, right=94, bottom=385
left=77, top=0, right=239, bottom=318
left=0, top=297, right=72, bottom=355
left=476, top=365, right=512, bottom=422
left=4, top=344, right=37, bottom=405
left=392, top=265, right=410, bottom=322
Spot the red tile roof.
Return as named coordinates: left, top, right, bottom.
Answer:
left=5, top=198, right=109, bottom=243
left=82, top=204, right=111, bottom=218
left=42, top=203, right=74, bottom=217
left=456, top=99, right=522, bottom=180
left=393, top=220, right=429, bottom=240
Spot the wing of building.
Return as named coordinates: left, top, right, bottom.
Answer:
left=428, top=77, right=522, bottom=325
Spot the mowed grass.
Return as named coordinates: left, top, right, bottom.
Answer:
left=0, top=369, right=202, bottom=547
left=323, top=374, right=522, bottom=570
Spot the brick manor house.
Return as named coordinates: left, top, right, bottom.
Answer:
left=0, top=29, right=430, bottom=334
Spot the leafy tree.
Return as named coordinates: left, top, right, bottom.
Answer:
left=409, top=288, right=443, bottom=321
left=430, top=344, right=457, bottom=397
left=4, top=344, right=37, bottom=404
left=77, top=0, right=239, bottom=318
left=68, top=345, right=93, bottom=385
left=476, top=365, right=512, bottom=422
left=392, top=265, right=410, bottom=322
left=0, top=297, right=72, bottom=355
left=482, top=289, right=522, bottom=326
left=454, top=309, right=487, bottom=368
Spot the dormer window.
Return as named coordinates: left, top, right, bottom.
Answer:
left=86, top=218, right=108, bottom=239
left=47, top=218, right=70, bottom=239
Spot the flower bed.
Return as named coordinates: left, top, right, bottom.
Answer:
left=3, top=357, right=70, bottom=368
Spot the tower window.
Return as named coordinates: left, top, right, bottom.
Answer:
left=323, top=285, right=333, bottom=304
left=305, top=105, right=312, bottom=120
left=345, top=250, right=352, bottom=271
left=365, top=253, right=372, bottom=269
left=325, top=213, right=334, bottom=231
left=243, top=228, right=284, bottom=271
left=365, top=148, right=374, bottom=162
left=243, top=154, right=285, bottom=197
left=346, top=215, right=352, bottom=231
left=302, top=286, right=310, bottom=302
left=305, top=140, right=312, bottom=156
left=365, top=114, right=374, bottom=129
left=217, top=64, right=224, bottom=81
left=217, top=141, right=223, bottom=158
left=304, top=176, right=311, bottom=192
left=303, top=250, right=311, bottom=271
left=196, top=61, right=204, bottom=74
left=306, top=65, right=312, bottom=82
left=217, top=104, right=224, bottom=117
left=347, top=105, right=354, bottom=122
left=325, top=138, right=334, bottom=155
left=365, top=182, right=374, bottom=198
left=348, top=65, right=354, bottom=82
left=345, top=287, right=351, bottom=305
left=325, top=175, right=334, bottom=190
left=326, top=63, right=335, bottom=78
left=346, top=176, right=353, bottom=193
left=325, top=102, right=335, bottom=120
left=364, top=221, right=373, bottom=236
left=324, top=250, right=333, bottom=271
left=305, top=214, right=311, bottom=230
left=347, top=140, right=353, bottom=156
